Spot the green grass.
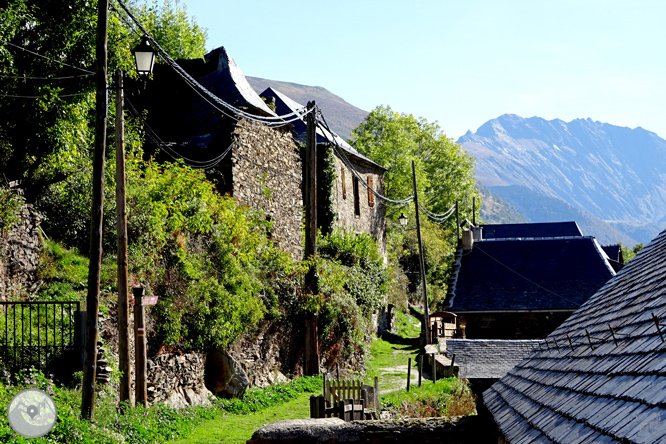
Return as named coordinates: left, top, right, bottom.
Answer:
left=365, top=310, right=422, bottom=392
left=380, top=377, right=476, bottom=418
left=394, top=309, right=422, bottom=338
left=170, top=392, right=313, bottom=444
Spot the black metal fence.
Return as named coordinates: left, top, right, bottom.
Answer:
left=0, top=301, right=84, bottom=379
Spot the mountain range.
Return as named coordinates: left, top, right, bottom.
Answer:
left=247, top=77, right=666, bottom=246
left=246, top=77, right=367, bottom=141
left=459, top=114, right=666, bottom=245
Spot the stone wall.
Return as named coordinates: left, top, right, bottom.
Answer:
left=231, top=119, right=303, bottom=260
left=333, top=156, right=387, bottom=258
left=248, top=416, right=500, bottom=443
left=147, top=352, right=213, bottom=408
left=0, top=204, right=41, bottom=301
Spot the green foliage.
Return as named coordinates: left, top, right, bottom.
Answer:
left=381, top=377, right=476, bottom=417
left=620, top=242, right=644, bottom=263
left=318, top=145, right=338, bottom=235
left=133, top=0, right=208, bottom=61
left=0, top=185, right=23, bottom=232
left=0, top=370, right=320, bottom=443
left=351, top=105, right=480, bottom=310
left=212, top=376, right=322, bottom=415
left=351, top=105, right=480, bottom=227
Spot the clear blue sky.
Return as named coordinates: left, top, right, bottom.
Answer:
left=180, top=0, right=666, bottom=140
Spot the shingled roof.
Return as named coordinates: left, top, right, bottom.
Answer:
left=484, top=228, right=666, bottom=443
left=259, top=87, right=385, bottom=171
left=481, top=221, right=583, bottom=239
left=447, top=237, right=616, bottom=312
left=444, top=339, right=542, bottom=380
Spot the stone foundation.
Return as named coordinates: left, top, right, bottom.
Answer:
left=248, top=416, right=499, bottom=443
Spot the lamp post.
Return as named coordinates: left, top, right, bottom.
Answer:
left=399, top=212, right=408, bottom=228
left=117, top=36, right=156, bottom=406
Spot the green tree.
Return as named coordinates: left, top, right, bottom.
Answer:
left=351, top=105, right=479, bottom=228
left=351, top=105, right=480, bottom=308
left=0, top=0, right=208, bottom=207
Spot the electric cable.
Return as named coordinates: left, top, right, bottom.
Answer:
left=124, top=96, right=232, bottom=169
left=474, top=245, right=582, bottom=307
left=114, top=0, right=315, bottom=127
left=315, top=108, right=414, bottom=206
left=0, top=73, right=93, bottom=80
left=5, top=42, right=94, bottom=74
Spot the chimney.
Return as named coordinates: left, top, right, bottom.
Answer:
left=462, top=230, right=474, bottom=250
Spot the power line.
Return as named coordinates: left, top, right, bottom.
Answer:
left=474, top=245, right=581, bottom=307
left=316, top=108, right=414, bottom=206
left=114, top=0, right=315, bottom=127
left=5, top=42, right=94, bottom=74
left=0, top=73, right=93, bottom=80
left=124, top=96, right=231, bottom=169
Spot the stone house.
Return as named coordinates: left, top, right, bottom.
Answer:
left=258, top=87, right=387, bottom=257
left=140, top=47, right=387, bottom=259
left=484, top=227, right=666, bottom=443
left=446, top=222, right=618, bottom=339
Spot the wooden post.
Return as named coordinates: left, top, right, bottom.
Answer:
left=134, top=287, right=147, bottom=408
left=82, top=0, right=109, bottom=421
left=412, top=161, right=430, bottom=345
left=406, top=357, right=412, bottom=392
left=115, top=70, right=131, bottom=406
left=304, top=101, right=319, bottom=376
left=472, top=197, right=476, bottom=226
left=450, top=354, right=456, bottom=378
left=432, top=354, right=437, bottom=383
left=304, top=100, right=317, bottom=259
left=418, top=355, right=423, bottom=387
left=374, top=376, right=379, bottom=411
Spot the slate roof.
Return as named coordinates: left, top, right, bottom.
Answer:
left=481, top=221, right=583, bottom=240
left=484, top=228, right=666, bottom=444
left=199, top=47, right=278, bottom=117
left=444, top=339, right=542, bottom=379
left=259, top=87, right=385, bottom=171
left=447, top=237, right=616, bottom=312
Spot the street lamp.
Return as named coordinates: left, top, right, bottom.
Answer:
left=116, top=36, right=156, bottom=406
left=399, top=212, right=408, bottom=227
left=132, top=36, right=156, bottom=76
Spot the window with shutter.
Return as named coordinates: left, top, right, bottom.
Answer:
left=341, top=168, right=347, bottom=199
left=368, top=176, right=374, bottom=207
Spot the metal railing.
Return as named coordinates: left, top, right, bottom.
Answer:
left=0, top=301, right=84, bottom=377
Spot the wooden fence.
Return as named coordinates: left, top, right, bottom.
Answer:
left=310, top=376, right=379, bottom=421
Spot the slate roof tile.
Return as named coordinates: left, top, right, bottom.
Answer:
left=448, top=236, right=615, bottom=312
left=484, top=228, right=666, bottom=443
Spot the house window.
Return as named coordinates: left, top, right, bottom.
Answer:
left=367, top=176, right=374, bottom=207
left=341, top=168, right=346, bottom=199
left=353, top=176, right=360, bottom=217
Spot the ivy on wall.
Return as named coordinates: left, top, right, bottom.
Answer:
left=317, top=144, right=338, bottom=235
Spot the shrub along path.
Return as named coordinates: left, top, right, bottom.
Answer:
left=171, top=310, right=426, bottom=443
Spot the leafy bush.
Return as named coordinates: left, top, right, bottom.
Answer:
left=0, top=185, right=23, bottom=232
left=0, top=369, right=321, bottom=443
left=381, top=377, right=476, bottom=418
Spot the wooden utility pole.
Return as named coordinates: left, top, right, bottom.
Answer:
left=412, top=161, right=430, bottom=345
left=134, top=287, right=148, bottom=408
left=115, top=70, right=132, bottom=406
left=304, top=101, right=317, bottom=258
left=304, top=101, right=319, bottom=376
left=82, top=0, right=109, bottom=421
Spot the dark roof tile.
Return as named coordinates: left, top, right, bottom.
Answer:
left=484, top=228, right=666, bottom=443
left=448, top=237, right=615, bottom=312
